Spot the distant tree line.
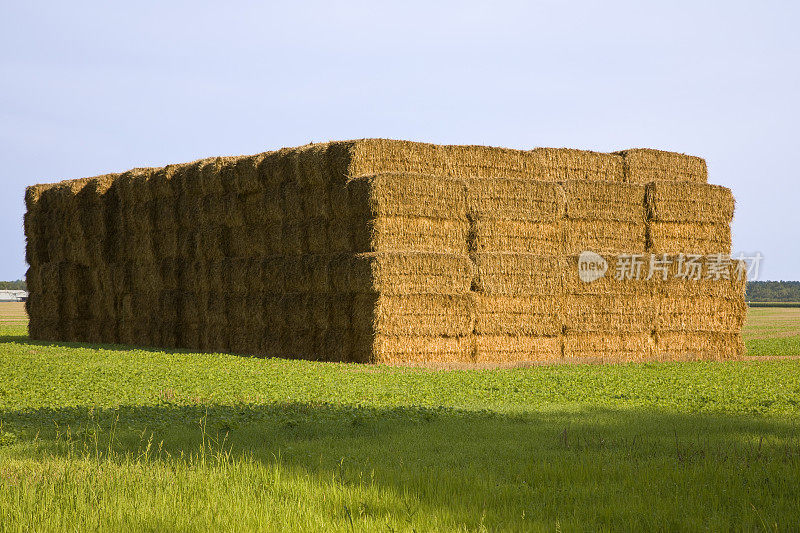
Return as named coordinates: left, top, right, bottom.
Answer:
left=746, top=281, right=800, bottom=302
left=0, top=280, right=27, bottom=290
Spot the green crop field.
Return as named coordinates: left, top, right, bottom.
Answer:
left=1, top=306, right=799, bottom=531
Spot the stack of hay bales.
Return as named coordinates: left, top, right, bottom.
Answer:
left=25, top=140, right=745, bottom=364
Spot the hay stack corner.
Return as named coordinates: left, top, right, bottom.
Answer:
left=24, top=139, right=745, bottom=364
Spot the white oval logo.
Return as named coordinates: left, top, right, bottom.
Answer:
left=578, top=251, right=607, bottom=283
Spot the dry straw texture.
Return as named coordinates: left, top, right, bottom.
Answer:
left=24, top=138, right=741, bottom=363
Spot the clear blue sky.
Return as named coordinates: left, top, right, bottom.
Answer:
left=2, top=1, right=798, bottom=280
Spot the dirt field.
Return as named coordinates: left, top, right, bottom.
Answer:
left=0, top=302, right=27, bottom=325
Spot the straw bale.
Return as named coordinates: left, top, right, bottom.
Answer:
left=177, top=323, right=202, bottom=351
left=353, top=294, right=474, bottom=336
left=563, top=332, right=656, bottom=362
left=26, top=293, right=60, bottom=321
left=347, top=139, right=539, bottom=180
left=178, top=292, right=202, bottom=324
left=473, top=219, right=562, bottom=255
left=648, top=222, right=731, bottom=254
left=282, top=255, right=331, bottom=294
left=352, top=334, right=474, bottom=364
left=158, top=292, right=179, bottom=323
left=655, top=331, right=743, bottom=360
left=646, top=182, right=734, bottom=223
left=241, top=191, right=282, bottom=226
left=317, top=329, right=352, bottom=362
left=229, top=326, right=262, bottom=355
left=562, top=181, right=645, bottom=222
left=565, top=219, right=646, bottom=255
left=472, top=254, right=562, bottom=295
left=616, top=148, right=707, bottom=183
left=200, top=323, right=230, bottom=354
left=657, top=296, right=746, bottom=332
left=563, top=294, right=657, bottom=333
left=337, top=252, right=474, bottom=295
left=530, top=148, right=624, bottom=181
left=347, top=173, right=468, bottom=220
left=195, top=223, right=226, bottom=261
left=563, top=253, right=649, bottom=295
left=475, top=335, right=562, bottom=363
left=353, top=216, right=470, bottom=254
left=158, top=322, right=178, bottom=350
left=466, top=178, right=564, bottom=221
left=473, top=295, right=560, bottom=336
left=227, top=154, right=265, bottom=196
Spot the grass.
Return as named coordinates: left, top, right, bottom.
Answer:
left=744, top=307, right=800, bottom=356
left=1, top=307, right=799, bottom=531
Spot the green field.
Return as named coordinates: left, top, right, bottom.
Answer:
left=1, top=307, right=799, bottom=531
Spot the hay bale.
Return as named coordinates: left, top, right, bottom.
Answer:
left=473, top=295, right=560, bottom=336
left=648, top=222, right=731, bottom=254
left=467, top=178, right=564, bottom=221
left=530, top=148, right=624, bottom=181
left=353, top=294, right=474, bottom=336
left=473, top=219, right=563, bottom=255
left=353, top=216, right=470, bottom=254
left=563, top=332, right=656, bottom=362
left=475, top=335, right=562, bottom=363
left=563, top=294, right=656, bottom=333
left=646, top=182, right=734, bottom=223
left=352, top=333, right=473, bottom=364
left=347, top=173, right=468, bottom=219
left=616, top=148, right=707, bottom=183
left=563, top=181, right=645, bottom=222
left=337, top=252, right=474, bottom=295
left=565, top=220, right=646, bottom=255
left=472, top=254, right=562, bottom=295
left=657, top=296, right=746, bottom=332
left=655, top=331, right=743, bottom=360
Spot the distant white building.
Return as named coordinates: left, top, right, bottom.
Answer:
left=0, top=290, right=28, bottom=302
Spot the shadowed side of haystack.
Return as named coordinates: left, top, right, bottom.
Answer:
left=24, top=139, right=745, bottom=364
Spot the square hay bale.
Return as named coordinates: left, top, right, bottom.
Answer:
left=657, top=296, right=746, bottom=332
left=352, top=334, right=474, bottom=364
left=655, top=331, right=744, bottom=360
left=474, top=335, right=562, bottom=364
left=472, top=295, right=561, bottom=336
left=347, top=173, right=468, bottom=220
left=337, top=252, right=474, bottom=295
left=353, top=216, right=470, bottom=254
left=563, top=294, right=657, bottom=333
left=564, top=219, right=646, bottom=255
left=472, top=254, right=562, bottom=295
left=563, top=332, right=656, bottom=362
left=352, top=294, right=474, bottom=336
left=563, top=181, right=646, bottom=222
left=473, top=219, right=563, bottom=255
left=466, top=178, right=564, bottom=221
left=646, top=182, right=734, bottom=223
left=649, top=222, right=731, bottom=255
left=563, top=253, right=651, bottom=295
left=616, top=148, right=707, bottom=183
left=530, top=148, right=624, bottom=181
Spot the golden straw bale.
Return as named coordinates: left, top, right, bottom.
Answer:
left=562, top=181, right=646, bottom=222
left=655, top=331, right=743, bottom=360
left=352, top=333, right=474, bottom=364
left=648, top=222, right=731, bottom=254
left=473, top=295, right=561, bottom=336
left=353, top=294, right=474, bottom=336
left=338, top=252, right=474, bottom=295
left=347, top=139, right=539, bottom=180
left=475, top=335, right=562, bottom=363
left=473, top=219, right=562, bottom=255
left=530, top=148, right=624, bottom=181
left=657, top=296, right=746, bottom=332
left=646, top=182, right=734, bottom=223
left=353, top=216, right=470, bottom=254
left=563, top=332, right=656, bottom=362
left=564, top=219, right=647, bottom=255
left=466, top=178, right=564, bottom=221
left=347, top=173, right=468, bottom=220
left=616, top=148, right=707, bottom=183
left=563, top=294, right=657, bottom=333
left=472, top=253, right=562, bottom=295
